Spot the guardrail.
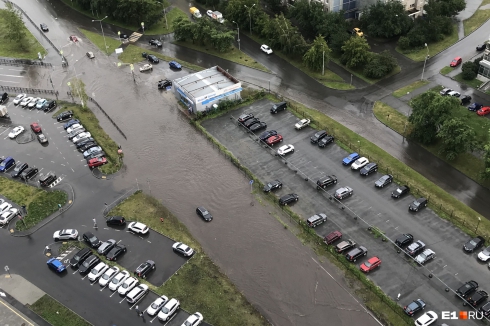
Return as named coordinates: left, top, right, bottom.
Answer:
left=102, top=187, right=139, bottom=217
left=0, top=58, right=52, bottom=67
left=0, top=85, right=58, bottom=97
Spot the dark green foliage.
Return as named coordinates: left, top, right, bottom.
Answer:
left=363, top=51, right=398, bottom=78
left=360, top=1, right=413, bottom=38
left=173, top=16, right=234, bottom=52
left=437, top=118, right=479, bottom=160
left=462, top=61, right=477, bottom=80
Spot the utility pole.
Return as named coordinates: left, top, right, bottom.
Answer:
left=322, top=50, right=325, bottom=76
left=232, top=21, right=240, bottom=51
left=92, top=16, right=109, bottom=55
left=421, top=43, right=429, bottom=80
left=244, top=4, right=255, bottom=34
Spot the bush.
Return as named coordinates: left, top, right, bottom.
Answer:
left=398, top=36, right=410, bottom=50
left=363, top=51, right=397, bottom=79
left=462, top=61, right=477, bottom=80
left=473, top=56, right=483, bottom=74
left=462, top=69, right=477, bottom=80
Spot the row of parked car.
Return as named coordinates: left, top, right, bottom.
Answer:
left=439, top=87, right=490, bottom=116
left=12, top=93, right=57, bottom=112
left=0, top=156, right=57, bottom=186
left=0, top=198, right=18, bottom=226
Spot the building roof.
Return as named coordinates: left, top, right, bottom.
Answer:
left=173, top=66, right=239, bottom=100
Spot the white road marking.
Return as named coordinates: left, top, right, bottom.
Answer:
left=100, top=285, right=107, bottom=291
left=71, top=168, right=75, bottom=172
left=119, top=297, right=126, bottom=303
left=0, top=80, right=20, bottom=84
left=110, top=290, right=118, bottom=297
left=0, top=74, right=23, bottom=78
left=73, top=270, right=78, bottom=274
left=61, top=164, right=65, bottom=166
left=147, top=240, right=151, bottom=244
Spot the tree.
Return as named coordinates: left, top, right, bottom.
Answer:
left=461, top=61, right=477, bottom=80
left=303, top=36, right=331, bottom=72
left=209, top=30, right=235, bottom=52
left=225, top=0, right=257, bottom=28
left=363, top=51, right=397, bottom=78
left=437, top=118, right=478, bottom=160
left=173, top=17, right=194, bottom=41
left=4, top=2, right=26, bottom=44
left=266, top=14, right=308, bottom=56
left=408, top=91, right=456, bottom=144
left=340, top=37, right=371, bottom=69
left=397, top=36, right=411, bottom=50
left=481, top=130, right=490, bottom=180
left=424, top=0, right=466, bottom=18
left=69, top=78, right=89, bottom=109
left=318, top=11, right=350, bottom=53
left=360, top=1, right=413, bottom=38
left=288, top=0, right=326, bottom=40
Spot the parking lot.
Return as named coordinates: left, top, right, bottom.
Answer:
left=202, top=99, right=487, bottom=325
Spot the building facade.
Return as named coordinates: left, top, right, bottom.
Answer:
left=478, top=43, right=490, bottom=82
left=312, top=0, right=424, bottom=19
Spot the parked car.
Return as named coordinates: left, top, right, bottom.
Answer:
left=279, top=193, right=299, bottom=205
left=28, top=97, right=41, bottom=109
left=260, top=44, right=273, bottom=54
left=57, top=111, right=75, bottom=122
left=139, top=64, right=153, bottom=72
left=375, top=174, right=393, bottom=187
left=409, top=198, right=428, bottom=212
left=404, top=299, right=426, bottom=316
left=0, top=157, right=15, bottom=172
left=106, top=216, right=126, bottom=226
left=270, top=102, right=286, bottom=114
left=334, top=186, right=353, bottom=200
left=13, top=93, right=26, bottom=105
left=277, top=144, right=294, bottom=155
left=78, top=142, right=98, bottom=153
left=406, top=240, right=426, bottom=257
left=259, top=130, right=277, bottom=142
left=0, top=92, right=8, bottom=104
left=249, top=122, right=267, bottom=133
left=182, top=312, right=203, bottom=326
left=324, top=231, right=342, bottom=245
left=157, top=298, right=180, bottom=322
left=146, top=295, right=169, bottom=316
left=336, top=240, right=356, bottom=253
left=88, top=262, right=109, bottom=282
left=392, top=185, right=410, bottom=198
left=42, top=100, right=57, bottom=112
left=468, top=103, right=483, bottom=112
left=47, top=258, right=66, bottom=273
left=53, top=229, right=78, bottom=241
left=158, top=79, right=172, bottom=89
left=265, top=135, right=283, bottom=146
left=477, top=44, right=486, bottom=51
left=97, top=239, right=116, bottom=255
left=345, top=246, right=368, bottom=262
left=360, top=256, right=381, bottom=273
left=68, top=128, right=86, bottom=140
left=108, top=270, right=130, bottom=291
left=149, top=39, right=162, bottom=47
left=237, top=113, right=254, bottom=123
left=106, top=244, right=127, bottom=261
left=72, top=132, right=92, bottom=143
left=9, top=126, right=25, bottom=139
left=63, top=119, right=79, bottom=130
left=20, top=96, right=33, bottom=107
left=83, top=146, right=103, bottom=158
left=295, top=119, right=310, bottom=130
left=353, top=27, right=363, bottom=37
left=173, top=242, right=194, bottom=257
left=414, top=311, right=438, bottom=326
left=360, top=162, right=378, bottom=176
left=78, top=255, right=100, bottom=274
left=70, top=247, right=91, bottom=267
left=196, top=206, right=213, bottom=222
left=36, top=99, right=47, bottom=109
left=395, top=233, right=413, bottom=247
left=20, top=167, right=38, bottom=180
left=147, top=54, right=159, bottom=63
left=307, top=213, right=327, bottom=228
left=318, top=135, right=334, bottom=147
left=82, top=231, right=101, bottom=248
left=342, top=152, right=360, bottom=165
left=169, top=61, right=182, bottom=69
left=98, top=266, right=120, bottom=287
left=128, top=222, right=149, bottom=234
left=460, top=95, right=472, bottom=105
left=415, top=249, right=435, bottom=265
left=477, top=107, right=490, bottom=116
left=478, top=246, right=490, bottom=261
left=310, top=130, right=327, bottom=143
left=316, top=175, right=337, bottom=190
left=39, top=172, right=56, bottom=187
left=118, top=276, right=139, bottom=295
left=0, top=202, right=12, bottom=214
left=11, top=162, right=28, bottom=178
left=0, top=208, right=18, bottom=226
left=242, top=118, right=259, bottom=128
left=126, top=284, right=149, bottom=303
left=351, top=157, right=369, bottom=170
left=85, top=151, right=106, bottom=161
left=448, top=90, right=461, bottom=97
left=480, top=302, right=490, bottom=317
left=88, top=157, right=107, bottom=169
left=450, top=57, right=462, bottom=67
left=456, top=280, right=479, bottom=298
left=439, top=88, right=452, bottom=96
left=66, top=123, right=83, bottom=133
left=463, top=236, right=485, bottom=253
left=30, top=122, right=42, bottom=133
left=86, top=51, right=95, bottom=59
left=134, top=260, right=156, bottom=278
left=468, top=290, right=488, bottom=307
left=263, top=180, right=282, bottom=192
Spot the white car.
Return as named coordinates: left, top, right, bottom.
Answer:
left=0, top=202, right=12, bottom=213
left=126, top=284, right=149, bottom=303
left=9, top=126, right=25, bottom=139
left=118, top=276, right=139, bottom=295
left=139, top=63, right=153, bottom=72
left=260, top=44, right=273, bottom=54
left=478, top=246, right=490, bottom=261
left=72, top=132, right=91, bottom=143
left=66, top=124, right=83, bottom=134
left=28, top=97, right=41, bottom=109
left=146, top=295, right=169, bottom=316
left=351, top=157, right=369, bottom=170
left=20, top=96, right=34, bottom=107
left=0, top=208, right=17, bottom=226
left=98, top=266, right=120, bottom=286
left=206, top=9, right=213, bottom=17
left=181, top=312, right=203, bottom=326
left=53, top=229, right=78, bottom=241
left=13, top=93, right=26, bottom=105
left=88, top=262, right=109, bottom=282
left=447, top=90, right=460, bottom=97
left=108, top=270, right=130, bottom=291
left=415, top=311, right=438, bottom=326
left=295, top=119, right=310, bottom=130
left=277, top=144, right=294, bottom=156
left=172, top=242, right=194, bottom=257
left=128, top=222, right=149, bottom=234
left=157, top=298, right=180, bottom=322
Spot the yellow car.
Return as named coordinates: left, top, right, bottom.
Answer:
left=353, top=27, right=364, bottom=37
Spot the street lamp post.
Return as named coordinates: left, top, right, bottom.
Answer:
left=232, top=21, right=240, bottom=51
left=141, top=22, right=145, bottom=34
left=476, top=216, right=481, bottom=233
left=92, top=16, right=109, bottom=55
left=244, top=4, right=255, bottom=34
left=71, top=60, right=84, bottom=107
left=421, top=43, right=429, bottom=81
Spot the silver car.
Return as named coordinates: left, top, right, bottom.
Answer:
left=415, top=249, right=435, bottom=265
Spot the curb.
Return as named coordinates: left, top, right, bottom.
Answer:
left=28, top=294, right=94, bottom=326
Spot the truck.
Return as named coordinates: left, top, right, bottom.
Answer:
left=190, top=7, right=202, bottom=19
left=211, top=11, right=224, bottom=24
left=0, top=105, right=9, bottom=119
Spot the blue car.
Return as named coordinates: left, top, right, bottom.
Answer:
left=63, top=119, right=80, bottom=130
left=0, top=157, right=15, bottom=172
left=169, top=61, right=182, bottom=69
left=468, top=103, right=483, bottom=112
left=47, top=258, right=66, bottom=273
left=342, top=152, right=360, bottom=166
left=36, top=99, right=47, bottom=110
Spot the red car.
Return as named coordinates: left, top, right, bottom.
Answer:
left=450, top=57, right=462, bottom=67
left=360, top=256, right=381, bottom=273
left=477, top=107, right=490, bottom=116
left=69, top=35, right=78, bottom=42
left=324, top=231, right=342, bottom=245
left=88, top=157, right=107, bottom=168
left=266, top=134, right=283, bottom=146
left=30, top=122, right=42, bottom=133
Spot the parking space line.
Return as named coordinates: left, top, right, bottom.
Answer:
left=150, top=315, right=158, bottom=323
left=71, top=168, right=75, bottom=172
left=61, top=164, right=65, bottom=166
left=90, top=280, right=97, bottom=286
left=119, top=297, right=126, bottom=303
left=163, top=313, right=177, bottom=325
left=147, top=240, right=151, bottom=243
left=81, top=274, right=88, bottom=280
left=73, top=270, right=78, bottom=275
left=100, top=285, right=107, bottom=292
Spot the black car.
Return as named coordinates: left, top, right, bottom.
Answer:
left=78, top=142, right=98, bottom=153
left=439, top=87, right=452, bottom=96
left=456, top=280, right=479, bottom=298
left=279, top=193, right=299, bottom=205
left=11, top=162, right=28, bottom=178
left=43, top=100, right=57, bottom=112
left=57, top=111, right=74, bottom=122
left=406, top=240, right=425, bottom=257
left=158, top=79, right=172, bottom=89
left=468, top=290, right=488, bottom=307
left=392, top=185, right=410, bottom=198
left=318, top=135, right=334, bottom=147
left=106, top=244, right=127, bottom=261
left=463, top=236, right=485, bottom=253
left=316, top=175, right=337, bottom=190
left=395, top=233, right=413, bottom=247
left=68, top=128, right=86, bottom=140
left=196, top=206, right=213, bottom=222
left=40, top=23, right=49, bottom=32
left=39, top=172, right=56, bottom=187
left=20, top=167, right=38, bottom=180
left=409, top=198, right=428, bottom=212
left=477, top=44, right=486, bottom=51
left=360, top=163, right=378, bottom=176
left=75, top=138, right=95, bottom=148
left=78, top=255, right=100, bottom=274
left=0, top=92, right=8, bottom=104
left=249, top=122, right=267, bottom=133
left=403, top=299, right=426, bottom=316
left=263, top=180, right=282, bottom=192
left=375, top=174, right=393, bottom=188
left=238, top=113, right=254, bottom=123
left=106, top=216, right=126, bottom=226
left=147, top=54, right=159, bottom=63
left=259, top=130, right=277, bottom=142
left=310, top=130, right=327, bottom=143
left=345, top=246, right=368, bottom=262
left=82, top=232, right=101, bottom=248
left=63, top=119, right=80, bottom=129
left=468, top=103, right=483, bottom=112
left=480, top=302, right=490, bottom=317
left=460, top=95, right=472, bottom=105
left=70, top=247, right=91, bottom=267
left=243, top=118, right=260, bottom=128
left=134, top=260, right=155, bottom=278
left=149, top=39, right=162, bottom=47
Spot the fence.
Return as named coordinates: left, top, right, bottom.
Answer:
left=0, top=58, right=52, bottom=67
left=0, top=85, right=59, bottom=97
left=103, top=187, right=139, bottom=217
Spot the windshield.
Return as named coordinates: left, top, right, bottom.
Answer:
left=396, top=188, right=402, bottom=193
left=73, top=255, right=80, bottom=261
left=151, top=302, right=159, bottom=309
left=469, top=240, right=477, bottom=246
left=102, top=274, right=110, bottom=279
left=413, top=201, right=420, bottom=207
left=0, top=162, right=5, bottom=167
left=419, top=254, right=426, bottom=260
left=122, top=282, right=129, bottom=288
left=14, top=165, right=22, bottom=171
left=89, top=236, right=97, bottom=242
left=184, top=321, right=193, bottom=326
left=111, top=277, right=119, bottom=284
left=364, top=261, right=372, bottom=268
left=82, top=260, right=90, bottom=267
left=161, top=307, right=170, bottom=314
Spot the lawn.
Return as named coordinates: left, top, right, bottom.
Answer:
left=0, top=9, right=46, bottom=59
left=145, top=8, right=189, bottom=35
left=440, top=66, right=454, bottom=75
left=79, top=28, right=122, bottom=55
left=330, top=55, right=402, bottom=85
left=118, top=44, right=204, bottom=71
left=453, top=73, right=484, bottom=89
left=108, top=192, right=268, bottom=326
left=393, top=80, right=429, bottom=97
left=30, top=295, right=91, bottom=326
left=0, top=177, right=67, bottom=231
left=52, top=103, right=122, bottom=174
left=396, top=25, right=459, bottom=62
left=373, top=101, right=412, bottom=135
left=464, top=0, right=490, bottom=36
left=173, top=41, right=269, bottom=72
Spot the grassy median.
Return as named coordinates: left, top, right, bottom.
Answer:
left=53, top=103, right=122, bottom=174
left=393, top=80, right=429, bottom=98
left=30, top=295, right=91, bottom=326
left=453, top=73, right=484, bottom=89
left=79, top=28, right=122, bottom=55
left=0, top=177, right=67, bottom=231
left=464, top=0, right=490, bottom=36
left=108, top=192, right=268, bottom=326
